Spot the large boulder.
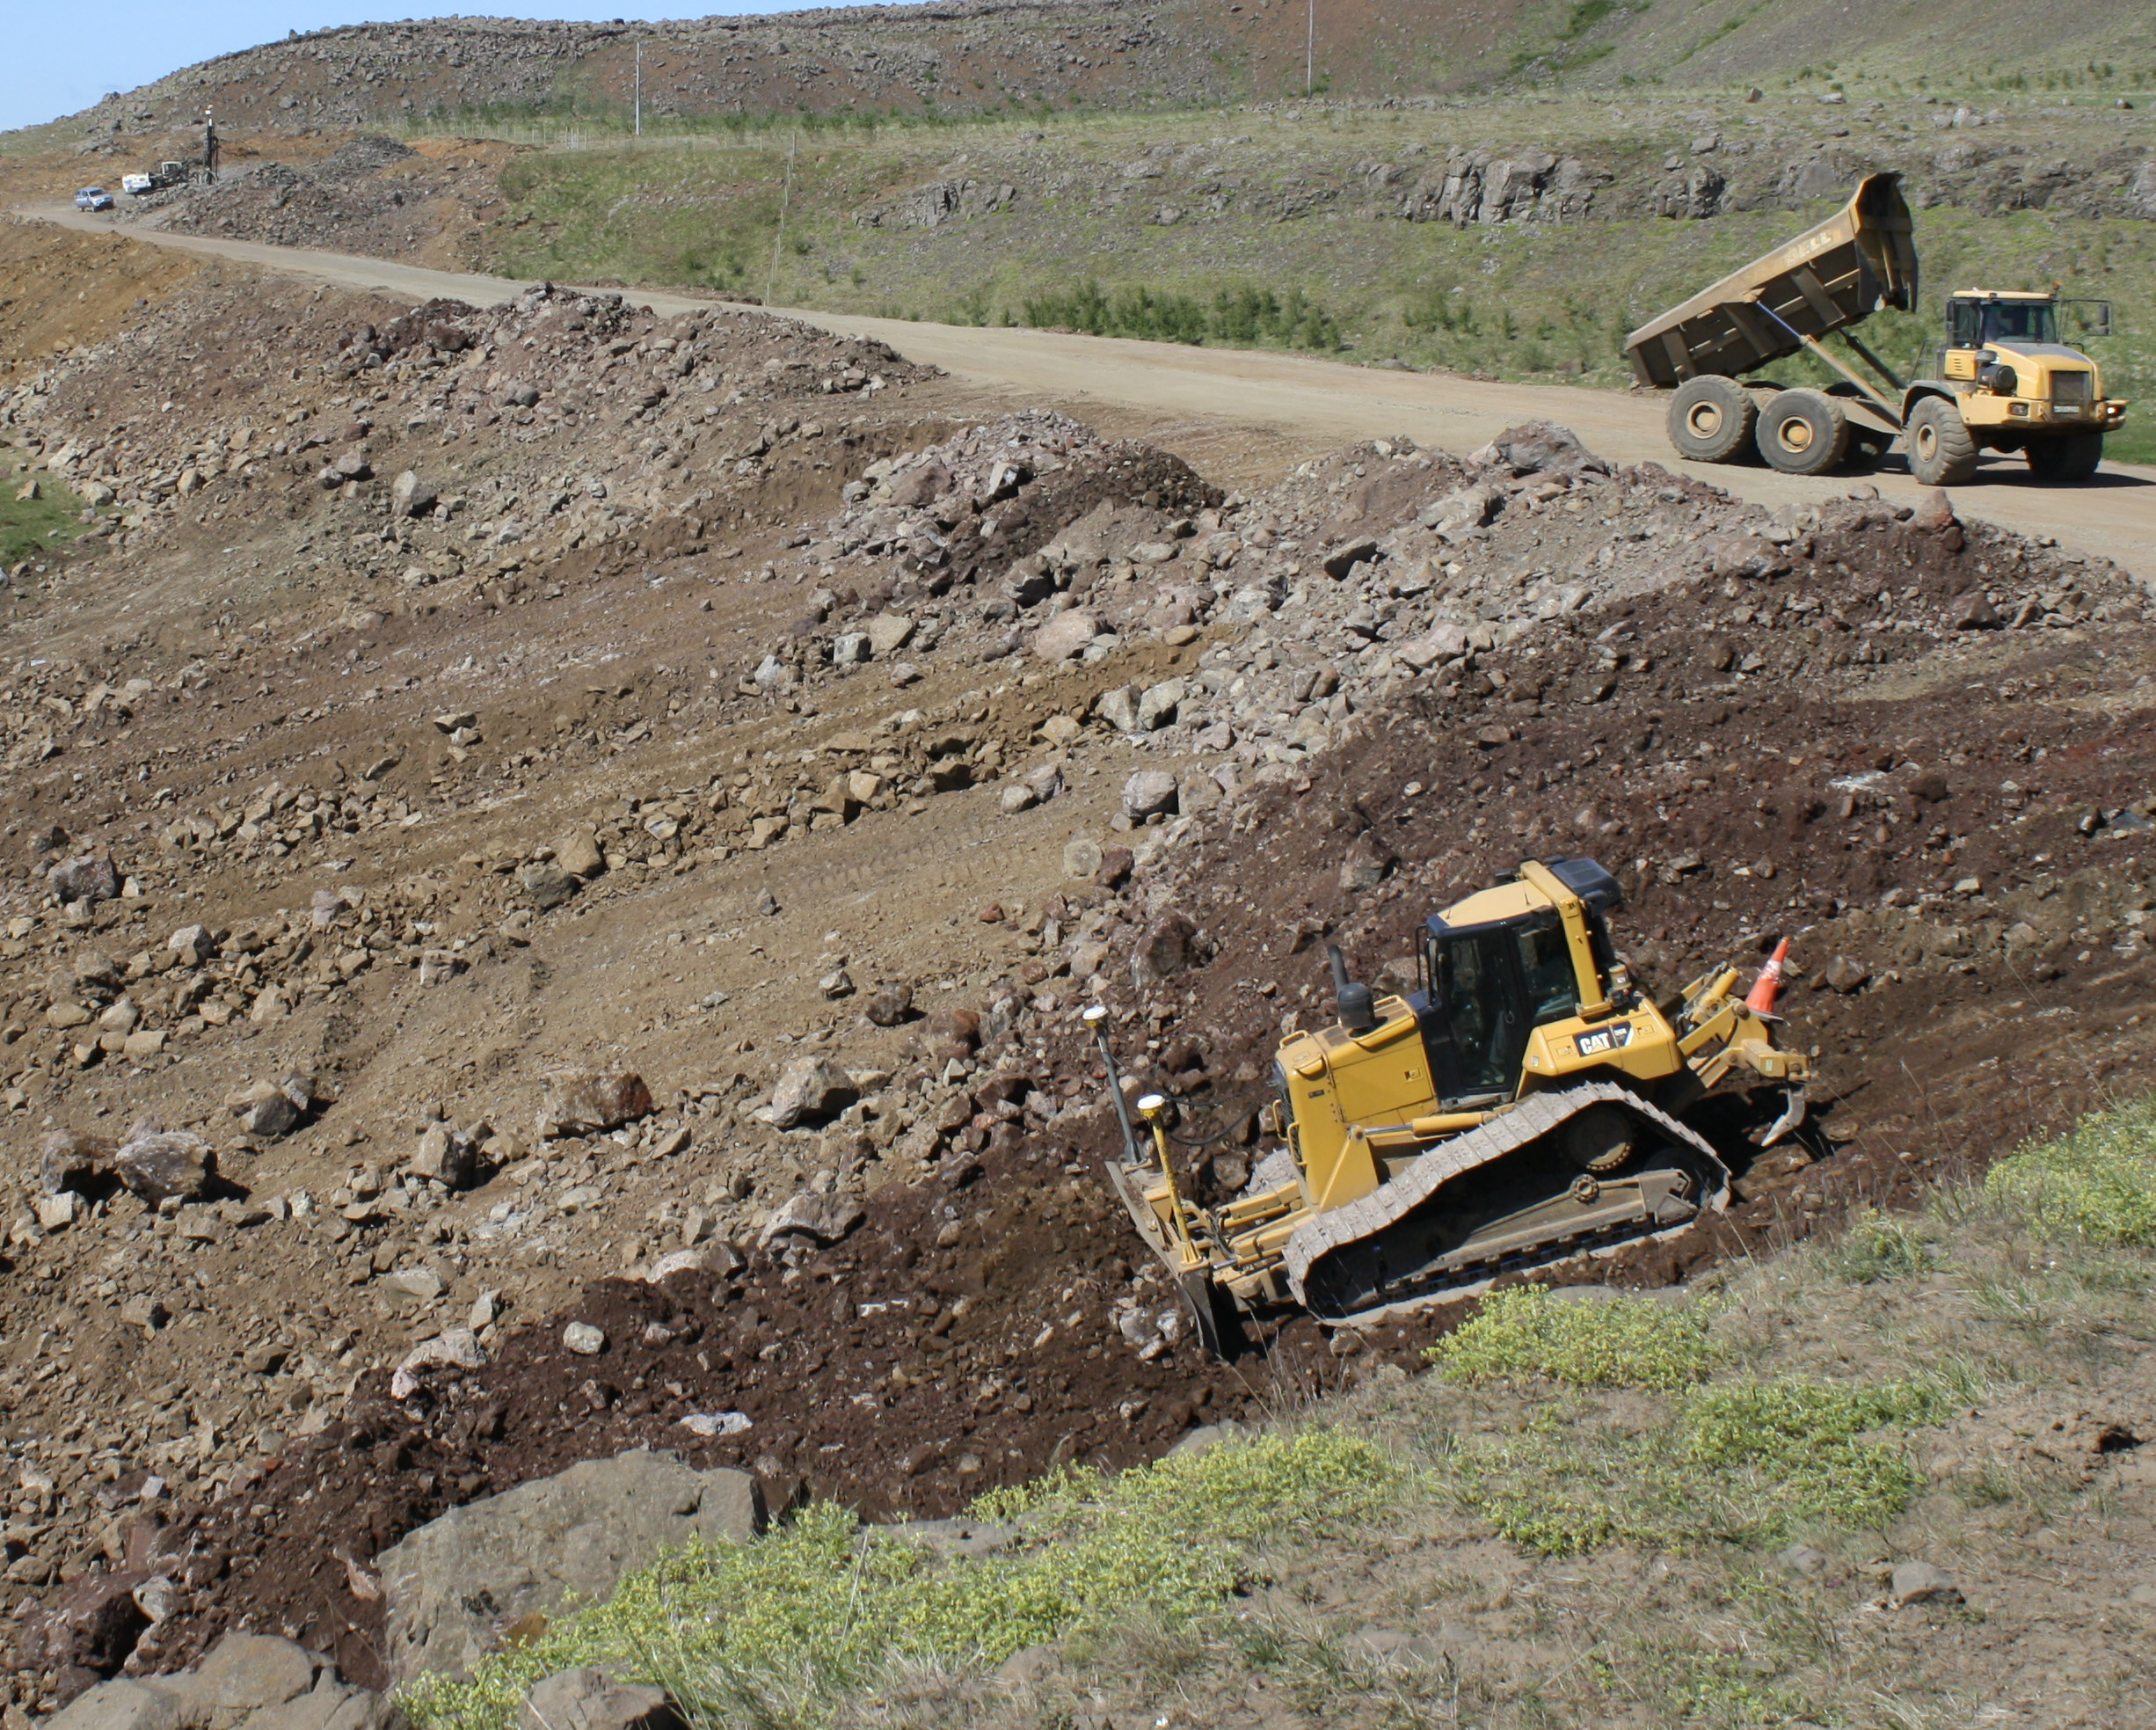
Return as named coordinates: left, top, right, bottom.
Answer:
left=518, top=1671, right=682, bottom=1730
left=1122, top=770, right=1179, bottom=821
left=42, top=1632, right=398, bottom=1730
left=50, top=853, right=122, bottom=905
left=1030, top=610, right=1098, bottom=662
left=553, top=826, right=605, bottom=879
left=537, top=1070, right=652, bottom=1138
left=519, top=862, right=579, bottom=911
left=113, top=1128, right=212, bottom=1206
left=377, top=1451, right=765, bottom=1681
left=864, top=612, right=916, bottom=658
left=224, top=1077, right=313, bottom=1139
left=767, top=1056, right=854, bottom=1129
left=757, top=1191, right=865, bottom=1250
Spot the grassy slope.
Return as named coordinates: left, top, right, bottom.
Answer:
left=0, top=464, right=85, bottom=569
left=475, top=94, right=2156, bottom=465
left=400, top=1102, right=2156, bottom=1730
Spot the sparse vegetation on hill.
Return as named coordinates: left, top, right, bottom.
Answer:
left=452, top=98, right=2156, bottom=462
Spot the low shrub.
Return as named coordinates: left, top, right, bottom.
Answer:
left=1019, top=280, right=1343, bottom=350
left=1827, top=1208, right=1947, bottom=1283
left=1984, top=1101, right=2156, bottom=1246
left=1427, top=1283, right=1717, bottom=1392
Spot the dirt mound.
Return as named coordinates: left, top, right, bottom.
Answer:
left=0, top=223, right=202, bottom=380
left=150, top=139, right=499, bottom=265
left=40, top=422, right=2156, bottom=1708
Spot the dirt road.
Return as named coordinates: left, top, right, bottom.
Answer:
left=25, top=202, right=2156, bottom=580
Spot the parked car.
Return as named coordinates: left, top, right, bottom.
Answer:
left=74, top=186, right=113, bottom=212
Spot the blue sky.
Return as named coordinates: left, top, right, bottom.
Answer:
left=1, top=3, right=833, bottom=135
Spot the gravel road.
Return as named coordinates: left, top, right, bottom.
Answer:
left=25, top=201, right=2156, bottom=581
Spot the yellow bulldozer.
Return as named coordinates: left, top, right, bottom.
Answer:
left=1105, top=858, right=1810, bottom=1346
left=1625, top=172, right=2125, bottom=484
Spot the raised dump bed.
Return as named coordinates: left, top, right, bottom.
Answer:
left=1623, top=172, right=1919, bottom=390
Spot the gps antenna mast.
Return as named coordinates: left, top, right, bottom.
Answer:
left=634, top=39, right=643, bottom=136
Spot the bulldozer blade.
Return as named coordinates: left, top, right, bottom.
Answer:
left=1103, top=1158, right=1181, bottom=1277
left=1761, top=1085, right=1807, bottom=1148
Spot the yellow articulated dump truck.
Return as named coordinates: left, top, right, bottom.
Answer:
left=1105, top=858, right=1810, bottom=1348
left=1624, top=172, right=2126, bottom=485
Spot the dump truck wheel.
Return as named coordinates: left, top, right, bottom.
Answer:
left=1756, top=390, right=1849, bottom=476
left=1667, top=376, right=1756, bottom=464
left=1561, top=1103, right=1639, bottom=1174
left=1905, top=397, right=1981, bottom=486
left=2026, top=433, right=2104, bottom=484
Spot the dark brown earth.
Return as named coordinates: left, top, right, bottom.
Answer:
left=136, top=485, right=2156, bottom=1690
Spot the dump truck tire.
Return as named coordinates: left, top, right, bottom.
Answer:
left=1667, top=376, right=1756, bottom=464
left=1756, top=390, right=1849, bottom=476
left=1905, top=397, right=1981, bottom=486
left=2026, top=433, right=2104, bottom=484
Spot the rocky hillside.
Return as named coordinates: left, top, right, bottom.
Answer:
left=13, top=0, right=2154, bottom=151
left=4, top=215, right=2156, bottom=1717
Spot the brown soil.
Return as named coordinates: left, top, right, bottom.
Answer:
left=3, top=215, right=2155, bottom=1716
left=0, top=223, right=203, bottom=378
left=131, top=480, right=2156, bottom=1692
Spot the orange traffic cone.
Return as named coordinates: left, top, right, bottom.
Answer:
left=1745, top=938, right=1790, bottom=1016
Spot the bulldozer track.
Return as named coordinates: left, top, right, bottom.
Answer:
left=1282, top=1079, right=1730, bottom=1316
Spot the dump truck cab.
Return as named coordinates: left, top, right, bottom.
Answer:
left=1918, top=289, right=2122, bottom=442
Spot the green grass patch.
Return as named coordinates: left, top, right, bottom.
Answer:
left=1984, top=1099, right=2156, bottom=1245
left=1443, top=1373, right=1948, bottom=1555
left=1426, top=1284, right=1948, bottom=1551
left=1018, top=280, right=1344, bottom=351
left=0, top=474, right=85, bottom=567
left=1428, top=1283, right=1717, bottom=1391
left=1684, top=1376, right=1950, bottom=1530
left=1825, top=1208, right=1948, bottom=1284
left=398, top=1427, right=1399, bottom=1730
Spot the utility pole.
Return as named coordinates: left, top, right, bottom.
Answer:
left=634, top=39, right=643, bottom=137
left=765, top=135, right=796, bottom=308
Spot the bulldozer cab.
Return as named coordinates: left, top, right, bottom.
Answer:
left=1414, top=858, right=1623, bottom=1108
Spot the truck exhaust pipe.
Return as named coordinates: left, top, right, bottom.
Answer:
left=1329, top=945, right=1378, bottom=1036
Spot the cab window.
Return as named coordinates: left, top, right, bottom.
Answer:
left=1430, top=931, right=1516, bottom=1096
left=1979, top=302, right=2057, bottom=346
left=1515, top=919, right=1579, bottom=1025
left=1947, top=301, right=1979, bottom=347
